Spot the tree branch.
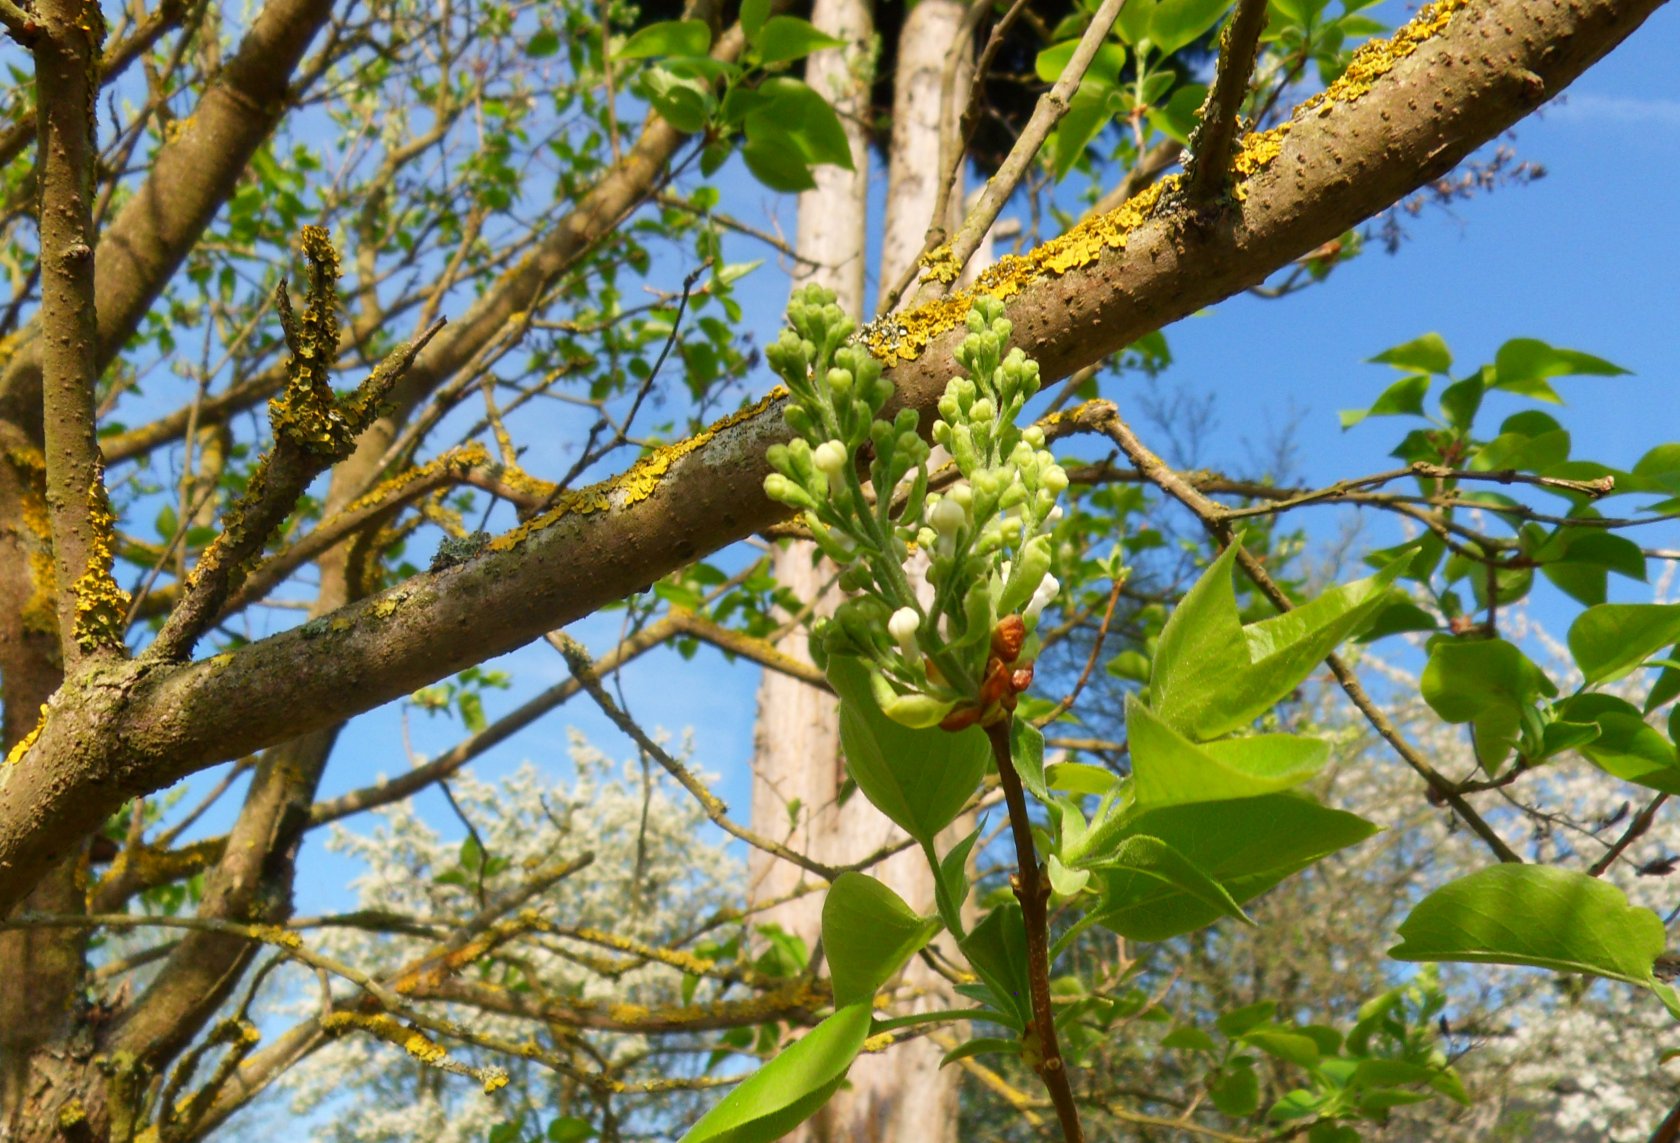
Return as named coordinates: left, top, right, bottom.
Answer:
left=895, top=0, right=1129, bottom=312
left=33, top=0, right=117, bottom=668
left=0, top=0, right=1656, bottom=914
left=1181, top=0, right=1270, bottom=207
left=0, top=0, right=338, bottom=435
left=1096, top=402, right=1524, bottom=865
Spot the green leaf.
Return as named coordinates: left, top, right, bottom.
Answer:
left=822, top=873, right=942, bottom=1007
left=740, top=137, right=816, bottom=192
left=1150, top=0, right=1232, bottom=54
left=1569, top=603, right=1680, bottom=685
left=1035, top=39, right=1126, bottom=84
left=753, top=16, right=844, bottom=65
left=1391, top=865, right=1672, bottom=999
left=1117, top=0, right=1158, bottom=45
left=1089, top=794, right=1376, bottom=941
left=1340, top=373, right=1430, bottom=429
left=678, top=1003, right=871, bottom=1143
left=1493, top=337, right=1629, bottom=399
left=1356, top=599, right=1438, bottom=642
left=828, top=657, right=990, bottom=845
left=618, top=19, right=713, bottom=60
left=1011, top=719, right=1048, bottom=801
left=1162, top=1025, right=1218, bottom=1052
left=547, top=1118, right=597, bottom=1143
left=1209, top=1062, right=1260, bottom=1117
left=958, top=905, right=1032, bottom=1031
left=1240, top=1026, right=1321, bottom=1067
left=740, top=0, right=772, bottom=37
left=1150, top=544, right=1402, bottom=740
left=526, top=29, right=560, bottom=58
left=1085, top=834, right=1251, bottom=937
left=1050, top=83, right=1116, bottom=179
left=746, top=78, right=854, bottom=170
left=1370, top=333, right=1452, bottom=375
left=1128, top=697, right=1328, bottom=811
left=1045, top=761, right=1123, bottom=796
left=1558, top=696, right=1680, bottom=793
left=1420, top=638, right=1555, bottom=768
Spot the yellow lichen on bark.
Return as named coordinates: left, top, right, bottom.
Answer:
left=72, top=462, right=132, bottom=654
left=486, top=389, right=784, bottom=553
left=859, top=0, right=1472, bottom=363
left=343, top=441, right=490, bottom=517
left=5, top=441, right=58, bottom=635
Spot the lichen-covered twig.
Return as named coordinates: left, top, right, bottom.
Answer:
left=1180, top=0, right=1270, bottom=207
left=147, top=228, right=444, bottom=662
left=33, top=0, right=123, bottom=666
left=890, top=0, right=1129, bottom=314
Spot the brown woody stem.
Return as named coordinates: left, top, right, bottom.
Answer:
left=984, top=717, right=1084, bottom=1143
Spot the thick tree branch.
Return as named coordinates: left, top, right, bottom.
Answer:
left=34, top=0, right=117, bottom=668
left=0, top=0, right=1660, bottom=915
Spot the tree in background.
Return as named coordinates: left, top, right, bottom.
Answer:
left=0, top=0, right=1674, bottom=1140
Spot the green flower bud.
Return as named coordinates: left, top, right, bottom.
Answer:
left=764, top=473, right=816, bottom=510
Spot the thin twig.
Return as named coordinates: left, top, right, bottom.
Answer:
left=896, top=0, right=1129, bottom=312
left=551, top=632, right=844, bottom=881
left=1097, top=403, right=1523, bottom=865
left=1589, top=794, right=1667, bottom=877
left=1037, top=571, right=1127, bottom=726
left=1181, top=0, right=1270, bottom=207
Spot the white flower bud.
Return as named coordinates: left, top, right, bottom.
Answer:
left=930, top=495, right=966, bottom=535
left=888, top=607, right=921, bottom=658
left=813, top=440, right=848, bottom=477
left=947, top=482, right=973, bottom=509
left=1043, top=464, right=1069, bottom=494
left=1023, top=573, right=1061, bottom=623
left=1046, top=504, right=1064, bottom=524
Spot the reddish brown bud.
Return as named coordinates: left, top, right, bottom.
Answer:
left=940, top=705, right=982, bottom=732
left=1011, top=662, right=1035, bottom=693
left=980, top=657, right=1012, bottom=705
left=991, top=615, right=1027, bottom=663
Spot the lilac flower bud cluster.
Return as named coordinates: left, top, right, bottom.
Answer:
left=762, top=287, right=1067, bottom=727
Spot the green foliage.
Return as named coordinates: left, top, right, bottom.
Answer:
left=677, top=1004, right=873, bottom=1143
left=822, top=873, right=941, bottom=1006
left=1392, top=866, right=1680, bottom=1018
left=613, top=15, right=854, bottom=192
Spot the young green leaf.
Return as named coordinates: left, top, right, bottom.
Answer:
left=1150, top=545, right=1402, bottom=740
left=617, top=19, right=713, bottom=61
left=1088, top=794, right=1377, bottom=941
left=678, top=1003, right=872, bottom=1143
left=1127, top=696, right=1328, bottom=811
left=822, top=873, right=942, bottom=1007
left=752, top=16, right=844, bottom=65
left=1568, top=602, right=1680, bottom=685
left=828, top=657, right=990, bottom=845
left=1420, top=638, right=1555, bottom=769
left=1370, top=332, right=1452, bottom=375
left=1391, top=865, right=1677, bottom=1014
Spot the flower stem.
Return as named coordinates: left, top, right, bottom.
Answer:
left=984, top=717, right=1084, bottom=1143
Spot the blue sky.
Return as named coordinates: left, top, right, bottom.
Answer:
left=183, top=1, right=1680, bottom=916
